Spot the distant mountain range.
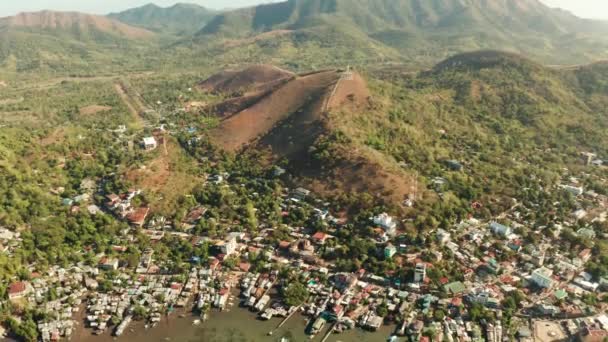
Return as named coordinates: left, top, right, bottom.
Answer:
left=0, top=10, right=154, bottom=40
left=196, top=0, right=608, bottom=66
left=2, top=0, right=608, bottom=75
left=108, top=3, right=217, bottom=35
left=0, top=11, right=156, bottom=74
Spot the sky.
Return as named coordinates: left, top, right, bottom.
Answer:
left=0, top=0, right=607, bottom=20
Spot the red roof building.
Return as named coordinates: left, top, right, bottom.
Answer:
left=312, top=232, right=328, bottom=244
left=8, top=281, right=30, bottom=299
left=126, top=207, right=150, bottom=227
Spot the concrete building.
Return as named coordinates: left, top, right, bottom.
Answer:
left=142, top=137, right=157, bottom=151
left=531, top=267, right=554, bottom=288
left=489, top=222, right=511, bottom=238
left=216, top=235, right=237, bottom=256
left=384, top=244, right=397, bottom=259
left=414, top=263, right=426, bottom=283
left=373, top=213, right=397, bottom=236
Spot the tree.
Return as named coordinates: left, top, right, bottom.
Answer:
left=376, top=302, right=389, bottom=317
left=133, top=305, right=147, bottom=320
left=283, top=282, right=309, bottom=307
left=434, top=309, right=446, bottom=321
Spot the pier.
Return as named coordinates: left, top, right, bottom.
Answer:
left=320, top=322, right=337, bottom=342
left=268, top=305, right=300, bottom=336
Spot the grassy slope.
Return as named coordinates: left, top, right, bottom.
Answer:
left=328, top=51, right=608, bottom=212
left=108, top=3, right=217, bottom=35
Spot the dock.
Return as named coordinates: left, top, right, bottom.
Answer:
left=268, top=305, right=300, bottom=336
left=320, top=322, right=337, bottom=342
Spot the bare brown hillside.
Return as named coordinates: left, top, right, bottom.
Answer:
left=203, top=66, right=415, bottom=206
left=1, top=11, right=154, bottom=39
left=209, top=70, right=339, bottom=151
left=199, top=64, right=294, bottom=94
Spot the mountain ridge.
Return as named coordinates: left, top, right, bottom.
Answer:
left=108, top=3, right=218, bottom=35
left=196, top=0, right=608, bottom=66
left=0, top=10, right=155, bottom=40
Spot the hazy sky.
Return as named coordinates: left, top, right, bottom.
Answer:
left=0, top=0, right=607, bottom=20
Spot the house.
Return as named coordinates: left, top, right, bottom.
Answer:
left=106, top=194, right=121, bottom=208
left=531, top=267, right=554, bottom=288
left=579, top=249, right=592, bottom=263
left=384, top=244, right=397, bottom=259
left=142, top=137, right=157, bottom=150
left=293, top=187, right=311, bottom=200
left=126, top=207, right=150, bottom=227
left=8, top=281, right=31, bottom=300
left=489, top=222, right=511, bottom=237
left=578, top=326, right=608, bottom=342
left=215, top=236, right=237, bottom=256
left=414, top=263, right=426, bottom=283
left=98, top=257, right=119, bottom=271
left=184, top=206, right=207, bottom=225
left=312, top=232, right=329, bottom=245
left=373, top=213, right=397, bottom=236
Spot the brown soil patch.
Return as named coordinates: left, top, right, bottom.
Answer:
left=124, top=137, right=200, bottom=214
left=207, top=65, right=414, bottom=206
left=210, top=70, right=339, bottom=151
left=199, top=64, right=294, bottom=94
left=40, top=128, right=66, bottom=146
left=79, top=105, right=111, bottom=116
left=326, top=71, right=372, bottom=112
left=4, top=11, right=154, bottom=39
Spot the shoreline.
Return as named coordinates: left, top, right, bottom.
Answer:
left=72, top=303, right=399, bottom=342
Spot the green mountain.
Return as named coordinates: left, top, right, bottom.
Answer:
left=328, top=50, right=608, bottom=209
left=197, top=0, right=608, bottom=66
left=0, top=11, right=157, bottom=75
left=108, top=3, right=218, bottom=35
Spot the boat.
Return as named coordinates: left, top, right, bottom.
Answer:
left=193, top=319, right=201, bottom=326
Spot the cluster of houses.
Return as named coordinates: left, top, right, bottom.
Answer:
left=105, top=189, right=149, bottom=227
left=0, top=227, right=21, bottom=255
left=3, top=138, right=607, bottom=342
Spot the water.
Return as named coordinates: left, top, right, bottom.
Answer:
left=74, top=306, right=400, bottom=342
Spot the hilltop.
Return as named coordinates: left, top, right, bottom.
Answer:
left=108, top=3, right=217, bottom=35
left=193, top=51, right=608, bottom=210
left=199, top=65, right=415, bottom=205
left=0, top=11, right=154, bottom=40
left=0, top=11, right=157, bottom=75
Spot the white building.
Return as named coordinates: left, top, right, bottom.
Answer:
left=489, top=222, right=511, bottom=238
left=142, top=137, right=157, bottom=150
left=373, top=213, right=397, bottom=236
left=216, top=235, right=237, bottom=256
left=414, top=263, right=426, bottom=283
left=531, top=267, right=554, bottom=288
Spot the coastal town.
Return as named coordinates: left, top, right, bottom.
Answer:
left=1, top=125, right=607, bottom=342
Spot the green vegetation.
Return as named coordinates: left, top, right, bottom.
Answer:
left=283, top=281, right=309, bottom=307
left=197, top=0, right=608, bottom=67
left=108, top=3, right=217, bottom=35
